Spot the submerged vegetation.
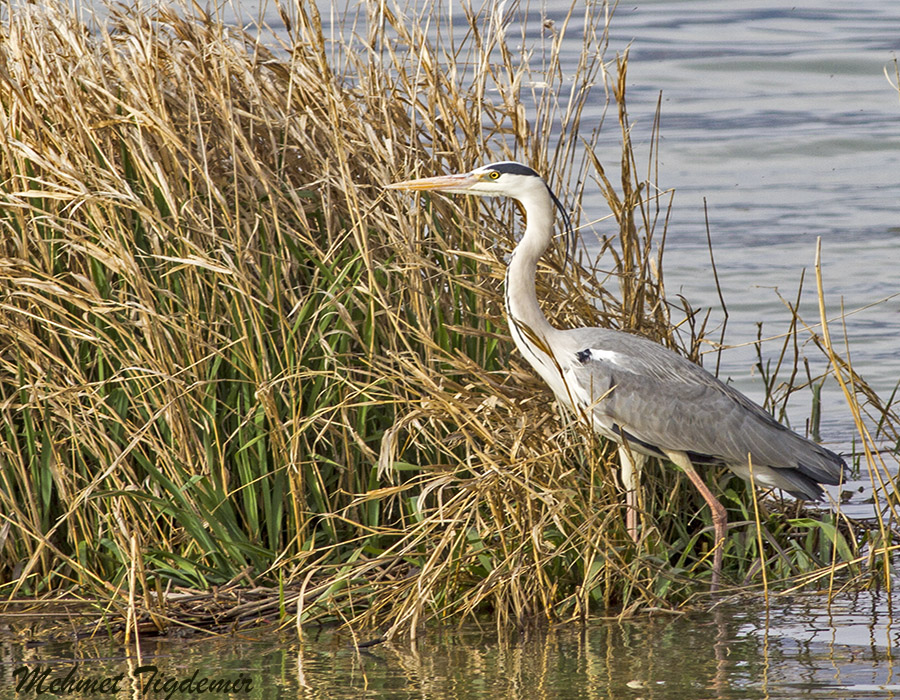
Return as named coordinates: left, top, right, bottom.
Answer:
left=0, top=1, right=897, bottom=637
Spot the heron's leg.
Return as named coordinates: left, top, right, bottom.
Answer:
left=618, top=446, right=645, bottom=542
left=664, top=450, right=727, bottom=593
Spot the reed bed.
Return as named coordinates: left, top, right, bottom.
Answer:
left=0, top=0, right=896, bottom=639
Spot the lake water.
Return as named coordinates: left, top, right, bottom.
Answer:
left=3, top=593, right=898, bottom=698
left=5, top=0, right=899, bottom=697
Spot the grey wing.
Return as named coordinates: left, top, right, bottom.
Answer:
left=562, top=328, right=845, bottom=497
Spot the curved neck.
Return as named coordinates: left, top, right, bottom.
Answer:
left=504, top=185, right=557, bottom=340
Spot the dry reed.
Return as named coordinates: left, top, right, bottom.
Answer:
left=0, top=0, right=895, bottom=639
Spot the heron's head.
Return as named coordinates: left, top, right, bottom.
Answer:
left=386, top=161, right=546, bottom=198
left=387, top=161, right=574, bottom=260
left=388, top=161, right=575, bottom=259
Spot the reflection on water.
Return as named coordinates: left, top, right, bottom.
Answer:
left=291, top=594, right=899, bottom=699
left=2, top=593, right=897, bottom=698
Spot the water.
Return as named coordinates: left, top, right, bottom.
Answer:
left=2, top=593, right=898, bottom=698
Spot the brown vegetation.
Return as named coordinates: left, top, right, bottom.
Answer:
left=0, top=1, right=895, bottom=638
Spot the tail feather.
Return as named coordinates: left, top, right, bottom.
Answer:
left=763, top=446, right=846, bottom=501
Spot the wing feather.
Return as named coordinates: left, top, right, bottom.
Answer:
left=559, top=327, right=844, bottom=495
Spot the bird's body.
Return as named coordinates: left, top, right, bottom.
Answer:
left=388, top=161, right=846, bottom=590
left=532, top=325, right=841, bottom=498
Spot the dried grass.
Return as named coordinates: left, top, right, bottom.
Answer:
left=0, top=0, right=895, bottom=639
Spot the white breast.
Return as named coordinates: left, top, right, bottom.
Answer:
left=509, top=325, right=619, bottom=439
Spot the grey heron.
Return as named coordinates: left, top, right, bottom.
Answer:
left=387, top=161, right=846, bottom=591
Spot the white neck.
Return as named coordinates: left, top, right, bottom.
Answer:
left=504, top=184, right=558, bottom=343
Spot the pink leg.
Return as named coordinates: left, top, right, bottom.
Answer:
left=665, top=450, right=727, bottom=592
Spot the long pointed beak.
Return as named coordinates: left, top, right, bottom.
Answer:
left=386, top=172, right=479, bottom=192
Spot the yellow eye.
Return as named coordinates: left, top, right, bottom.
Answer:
left=488, top=171, right=500, bottom=180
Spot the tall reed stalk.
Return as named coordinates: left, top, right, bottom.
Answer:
left=0, top=0, right=894, bottom=636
